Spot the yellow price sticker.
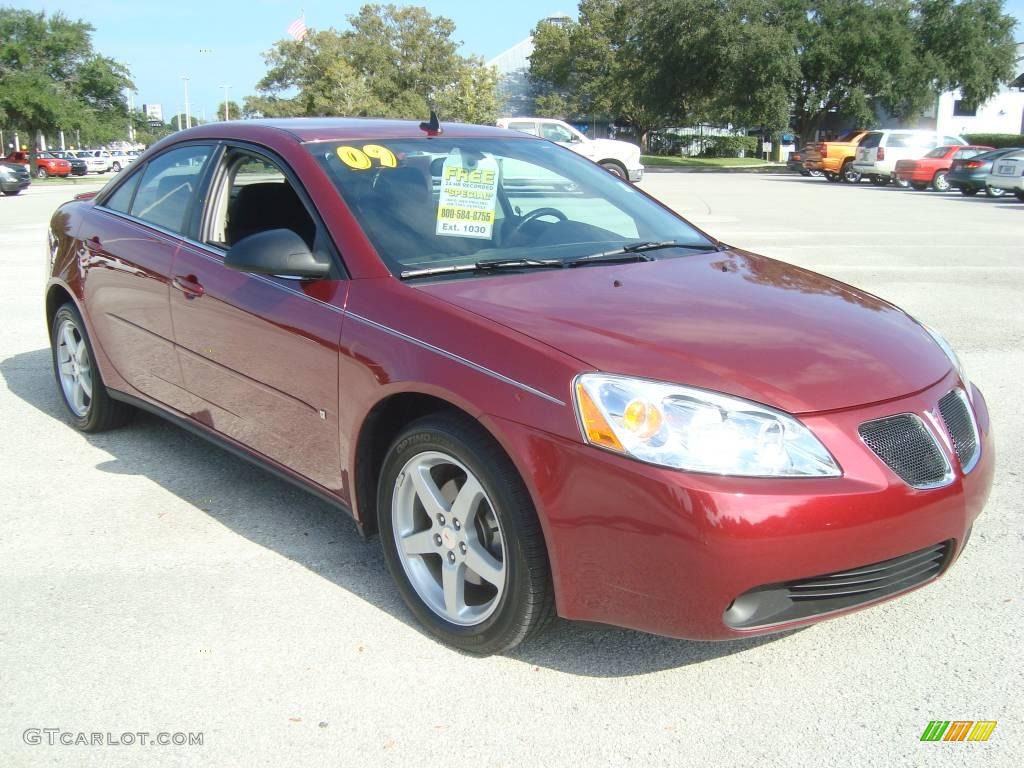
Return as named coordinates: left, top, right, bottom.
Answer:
left=336, top=144, right=398, bottom=170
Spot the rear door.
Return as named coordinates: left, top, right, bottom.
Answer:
left=168, top=143, right=347, bottom=492
left=856, top=132, right=882, bottom=166
left=79, top=142, right=215, bottom=411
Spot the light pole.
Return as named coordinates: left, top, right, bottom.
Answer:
left=220, top=84, right=232, bottom=121
left=182, top=76, right=192, bottom=129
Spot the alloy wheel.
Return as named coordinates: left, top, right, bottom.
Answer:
left=933, top=171, right=950, bottom=192
left=55, top=318, right=93, bottom=417
left=391, top=451, right=507, bottom=626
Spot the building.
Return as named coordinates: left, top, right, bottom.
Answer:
left=488, top=15, right=570, bottom=118
left=935, top=43, right=1024, bottom=136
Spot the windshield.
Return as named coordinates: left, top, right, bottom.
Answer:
left=307, top=137, right=712, bottom=278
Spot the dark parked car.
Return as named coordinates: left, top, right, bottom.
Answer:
left=947, top=147, right=1024, bottom=197
left=44, top=118, right=993, bottom=654
left=49, top=150, right=90, bottom=177
left=0, top=160, right=31, bottom=195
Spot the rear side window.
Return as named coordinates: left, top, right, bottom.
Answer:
left=129, top=145, right=212, bottom=234
left=104, top=173, right=142, bottom=213
left=859, top=132, right=882, bottom=148
left=924, top=147, right=950, bottom=159
left=886, top=133, right=917, bottom=148
left=953, top=148, right=982, bottom=160
left=507, top=121, right=538, bottom=136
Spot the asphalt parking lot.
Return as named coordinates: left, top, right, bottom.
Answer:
left=1, top=174, right=1021, bottom=768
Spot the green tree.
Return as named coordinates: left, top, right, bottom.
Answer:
left=247, top=4, right=499, bottom=123
left=218, top=100, right=243, bottom=121
left=528, top=2, right=666, bottom=148
left=0, top=8, right=133, bottom=163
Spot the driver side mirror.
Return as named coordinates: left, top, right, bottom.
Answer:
left=224, top=228, right=329, bottom=280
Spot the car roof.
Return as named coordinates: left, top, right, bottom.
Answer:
left=174, top=117, right=531, bottom=144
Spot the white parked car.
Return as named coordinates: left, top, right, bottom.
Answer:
left=985, top=150, right=1024, bottom=200
left=107, top=150, right=137, bottom=172
left=75, top=150, right=113, bottom=174
left=497, top=117, right=644, bottom=182
left=852, top=130, right=967, bottom=186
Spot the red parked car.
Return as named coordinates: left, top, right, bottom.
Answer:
left=45, top=119, right=993, bottom=654
left=4, top=150, right=72, bottom=178
left=894, top=145, right=993, bottom=191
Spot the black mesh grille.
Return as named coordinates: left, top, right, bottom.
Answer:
left=938, top=389, right=979, bottom=471
left=859, top=415, right=949, bottom=488
left=724, top=541, right=952, bottom=629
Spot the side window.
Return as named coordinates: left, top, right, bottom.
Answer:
left=129, top=145, right=212, bottom=234
left=954, top=149, right=979, bottom=160
left=206, top=149, right=317, bottom=250
left=104, top=172, right=142, bottom=213
left=507, top=121, right=538, bottom=136
left=540, top=123, right=575, bottom=143
left=887, top=133, right=914, bottom=148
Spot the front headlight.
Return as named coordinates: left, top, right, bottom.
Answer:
left=574, top=374, right=841, bottom=477
left=0, top=165, right=13, bottom=180
left=923, top=325, right=969, bottom=392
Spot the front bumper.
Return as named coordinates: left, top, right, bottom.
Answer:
left=494, top=373, right=993, bottom=640
left=628, top=165, right=644, bottom=183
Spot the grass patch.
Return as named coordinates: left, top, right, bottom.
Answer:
left=641, top=155, right=776, bottom=168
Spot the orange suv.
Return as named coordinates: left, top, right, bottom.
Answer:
left=802, top=130, right=869, bottom=183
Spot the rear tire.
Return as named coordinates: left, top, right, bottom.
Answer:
left=959, top=187, right=979, bottom=197
left=50, top=302, right=133, bottom=432
left=932, top=170, right=950, bottom=192
left=894, top=177, right=910, bottom=188
left=807, top=169, right=823, bottom=177
left=377, top=413, right=555, bottom=655
left=1015, top=190, right=1024, bottom=202
left=824, top=172, right=840, bottom=183
left=870, top=175, right=890, bottom=187
left=986, top=186, right=1005, bottom=198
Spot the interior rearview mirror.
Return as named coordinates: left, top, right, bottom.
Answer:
left=224, top=228, right=329, bottom=280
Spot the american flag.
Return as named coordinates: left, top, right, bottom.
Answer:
left=287, top=14, right=307, bottom=41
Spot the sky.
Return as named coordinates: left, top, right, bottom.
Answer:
left=9, top=0, right=1024, bottom=124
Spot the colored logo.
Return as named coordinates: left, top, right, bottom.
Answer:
left=920, top=721, right=997, bottom=742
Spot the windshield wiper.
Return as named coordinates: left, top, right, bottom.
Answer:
left=565, top=240, right=725, bottom=267
left=400, top=258, right=564, bottom=279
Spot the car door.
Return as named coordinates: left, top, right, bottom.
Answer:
left=505, top=120, right=539, bottom=137
left=168, top=144, right=347, bottom=492
left=78, top=142, right=214, bottom=412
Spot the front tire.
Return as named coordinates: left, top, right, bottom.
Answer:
left=600, top=161, right=627, bottom=180
left=840, top=160, right=861, bottom=183
left=50, top=303, right=133, bottom=432
left=3, top=190, right=21, bottom=196
left=35, top=167, right=48, bottom=179
left=986, top=185, right=1005, bottom=198
left=1015, top=190, right=1024, bottom=201
left=824, top=172, right=840, bottom=183
left=112, top=162, right=121, bottom=172
left=959, top=187, right=979, bottom=197
left=894, top=177, right=910, bottom=188
left=910, top=182, right=928, bottom=191
left=377, top=413, right=554, bottom=654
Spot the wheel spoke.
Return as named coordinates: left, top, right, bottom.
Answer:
left=72, top=380, right=87, bottom=413
left=58, top=360, right=75, bottom=376
left=400, top=529, right=437, bottom=556
left=61, top=325, right=77, bottom=357
left=75, top=340, right=88, bottom=366
left=449, top=475, right=484, bottom=527
left=78, top=370, right=93, bottom=398
left=442, top=561, right=466, bottom=618
left=464, top=541, right=504, bottom=588
left=410, top=465, right=448, bottom=519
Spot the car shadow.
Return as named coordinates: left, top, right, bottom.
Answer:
left=1, top=347, right=793, bottom=676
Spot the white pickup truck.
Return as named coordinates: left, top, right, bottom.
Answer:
left=497, top=117, right=644, bottom=182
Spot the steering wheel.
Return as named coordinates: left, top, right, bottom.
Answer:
left=510, top=207, right=569, bottom=237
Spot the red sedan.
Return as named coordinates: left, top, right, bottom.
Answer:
left=894, top=144, right=993, bottom=191
left=45, top=118, right=993, bottom=654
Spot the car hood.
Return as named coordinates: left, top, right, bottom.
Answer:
left=416, top=250, right=950, bottom=414
left=586, top=137, right=640, bottom=159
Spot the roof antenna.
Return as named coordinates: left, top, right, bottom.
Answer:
left=419, top=109, right=442, bottom=135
